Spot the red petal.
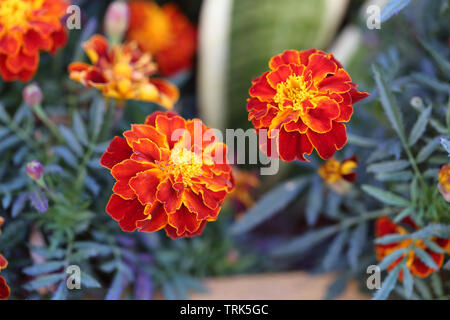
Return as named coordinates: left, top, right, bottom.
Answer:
left=0, top=33, right=20, bottom=56
left=155, top=112, right=186, bottom=149
left=305, top=53, right=338, bottom=83
left=350, top=89, right=370, bottom=104
left=105, top=195, right=145, bottom=232
left=124, top=124, right=168, bottom=149
left=100, top=136, right=133, bottom=169
left=269, top=50, right=301, bottom=69
left=129, top=169, right=161, bottom=205
left=0, top=276, right=10, bottom=300
left=136, top=203, right=168, bottom=232
left=182, top=189, right=220, bottom=220
left=167, top=205, right=202, bottom=236
left=164, top=221, right=207, bottom=239
left=0, top=254, right=7, bottom=269
left=318, top=69, right=352, bottom=93
left=306, top=122, right=347, bottom=159
left=131, top=138, right=163, bottom=162
left=278, top=129, right=313, bottom=162
left=156, top=178, right=183, bottom=214
left=249, top=71, right=276, bottom=101
left=267, top=65, right=292, bottom=88
left=111, top=159, right=155, bottom=199
left=145, top=111, right=179, bottom=126
left=302, top=97, right=340, bottom=133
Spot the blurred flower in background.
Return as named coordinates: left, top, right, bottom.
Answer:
left=100, top=111, right=234, bottom=239
left=319, top=156, right=357, bottom=195
left=247, top=49, right=369, bottom=162
left=26, top=160, right=44, bottom=181
left=0, top=0, right=68, bottom=81
left=22, top=82, right=43, bottom=107
left=438, top=164, right=450, bottom=203
left=375, top=217, right=450, bottom=279
left=0, top=218, right=10, bottom=300
left=127, top=0, right=197, bottom=76
left=68, top=35, right=179, bottom=108
left=229, top=167, right=260, bottom=218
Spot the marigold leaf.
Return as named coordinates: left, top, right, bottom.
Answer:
left=413, top=247, right=438, bottom=270
left=368, top=160, right=410, bottom=174
left=231, top=177, right=308, bottom=234
left=362, top=185, right=410, bottom=207
left=372, top=263, right=402, bottom=300
left=24, top=273, right=65, bottom=291
left=402, top=264, right=414, bottom=299
left=23, top=261, right=66, bottom=276
left=381, top=0, right=411, bottom=22
left=378, top=248, right=406, bottom=271
left=59, top=125, right=83, bottom=157
left=408, top=106, right=431, bottom=146
left=322, top=229, right=349, bottom=271
left=81, top=272, right=102, bottom=288
left=306, top=177, right=323, bottom=226
left=347, top=222, right=367, bottom=270
left=73, top=110, right=89, bottom=147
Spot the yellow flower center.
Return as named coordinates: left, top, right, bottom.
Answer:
left=274, top=75, right=317, bottom=113
left=0, top=0, right=43, bottom=29
left=162, top=146, right=203, bottom=185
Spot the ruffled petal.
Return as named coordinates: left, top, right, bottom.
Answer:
left=100, top=136, right=133, bottom=169
left=105, top=195, right=146, bottom=232
left=306, top=122, right=347, bottom=159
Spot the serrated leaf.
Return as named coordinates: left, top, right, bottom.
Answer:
left=408, top=106, right=431, bottom=146
left=368, top=160, right=410, bottom=174
left=322, top=229, right=348, bottom=271
left=59, top=125, right=83, bottom=157
left=402, top=264, right=413, bottom=299
left=231, top=177, right=308, bottom=234
left=375, top=170, right=413, bottom=182
left=413, top=247, right=438, bottom=270
left=372, top=263, right=402, bottom=300
left=347, top=222, right=367, bottom=270
left=393, top=207, right=414, bottom=223
left=372, top=64, right=405, bottom=140
left=89, top=97, right=105, bottom=140
left=381, top=0, right=411, bottom=22
left=362, top=185, right=410, bottom=207
left=419, top=39, right=450, bottom=75
left=23, top=261, right=66, bottom=276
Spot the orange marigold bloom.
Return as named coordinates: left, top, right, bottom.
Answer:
left=127, top=1, right=197, bottom=76
left=0, top=0, right=68, bottom=82
left=438, top=164, right=450, bottom=202
left=68, top=35, right=179, bottom=108
left=0, top=217, right=10, bottom=299
left=247, top=49, right=369, bottom=161
left=375, top=217, right=450, bottom=279
left=100, top=111, right=234, bottom=239
left=318, top=156, right=357, bottom=194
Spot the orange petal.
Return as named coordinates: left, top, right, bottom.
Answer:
left=167, top=205, right=202, bottom=236
left=124, top=124, right=168, bottom=149
left=249, top=71, right=276, bottom=101
left=155, top=112, right=186, bottom=149
left=164, top=221, right=207, bottom=239
left=156, top=178, right=183, bottom=214
left=318, top=69, right=352, bottom=93
left=131, top=138, right=164, bottom=162
left=149, top=78, right=180, bottom=109
left=302, top=97, right=340, bottom=133
left=267, top=64, right=292, bottom=88
left=305, top=52, right=338, bottom=84
left=269, top=50, right=300, bottom=70
left=0, top=254, right=7, bottom=270
left=182, top=189, right=220, bottom=220
left=136, top=202, right=168, bottom=232
left=111, top=159, right=156, bottom=199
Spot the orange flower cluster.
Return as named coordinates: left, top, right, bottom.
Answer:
left=100, top=111, right=234, bottom=239
left=438, top=164, right=450, bottom=202
left=0, top=0, right=68, bottom=81
left=127, top=1, right=196, bottom=76
left=0, top=217, right=10, bottom=300
left=247, top=49, right=369, bottom=161
left=375, top=217, right=450, bottom=278
left=69, top=35, right=179, bottom=108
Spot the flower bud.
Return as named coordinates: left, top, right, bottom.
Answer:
left=26, top=160, right=44, bottom=181
left=104, top=1, right=130, bottom=43
left=23, top=83, right=43, bottom=107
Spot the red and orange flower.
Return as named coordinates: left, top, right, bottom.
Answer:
left=438, top=164, right=450, bottom=202
left=247, top=49, right=369, bottom=161
left=0, top=0, right=68, bottom=82
left=375, top=217, right=450, bottom=279
left=100, top=111, right=234, bottom=239
left=68, top=35, right=179, bottom=108
left=0, top=217, right=10, bottom=300
left=229, top=167, right=260, bottom=218
left=318, top=156, right=357, bottom=194
left=127, top=1, right=196, bottom=76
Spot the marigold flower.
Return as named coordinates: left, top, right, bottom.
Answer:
left=100, top=111, right=234, bottom=239
left=68, top=35, right=179, bottom=108
left=0, top=220, right=10, bottom=299
left=438, top=164, right=450, bottom=202
left=127, top=1, right=196, bottom=76
left=229, top=167, right=260, bottom=217
left=247, top=49, right=369, bottom=161
left=0, top=0, right=68, bottom=82
left=375, top=217, right=450, bottom=279
left=319, top=156, right=357, bottom=194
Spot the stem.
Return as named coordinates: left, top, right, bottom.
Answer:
left=32, top=104, right=63, bottom=143
left=8, top=121, right=39, bottom=150
left=339, top=208, right=395, bottom=229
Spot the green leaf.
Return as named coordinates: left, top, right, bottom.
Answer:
left=59, top=125, right=83, bottom=157
left=271, top=225, right=340, bottom=257
left=23, top=261, right=66, bottom=276
left=347, top=222, right=367, bottom=270
left=89, top=97, right=105, bottom=140
left=362, top=185, right=410, bottom=207
left=430, top=274, right=443, bottom=298
left=414, top=278, right=432, bottom=300
left=0, top=103, right=11, bottom=123
left=24, top=273, right=65, bottom=291
left=372, top=64, right=405, bottom=140
left=368, top=160, right=410, bottom=174
left=81, top=272, right=102, bottom=288
left=402, top=264, right=414, bottom=299
left=372, top=263, right=402, bottom=300
left=423, top=239, right=447, bottom=254
left=393, top=207, right=414, bottom=223
left=443, top=259, right=450, bottom=270
left=419, top=39, right=450, bottom=75
left=52, top=146, right=78, bottom=168
left=52, top=281, right=68, bottom=300
left=413, top=247, right=438, bottom=270
left=322, top=229, right=348, bottom=271
left=378, top=248, right=406, bottom=271
left=0, top=135, right=21, bottom=153
left=305, top=176, right=323, bottom=226
left=73, top=110, right=89, bottom=147
left=347, top=133, right=378, bottom=148
left=375, top=171, right=413, bottom=182
left=381, top=0, right=411, bottom=22
left=408, top=106, right=431, bottom=146
left=231, top=177, right=308, bottom=234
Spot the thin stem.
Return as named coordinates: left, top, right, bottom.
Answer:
left=32, top=104, right=63, bottom=143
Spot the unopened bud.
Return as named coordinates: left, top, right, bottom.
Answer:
left=23, top=83, right=43, bottom=107
left=26, top=160, right=44, bottom=180
left=410, top=96, right=423, bottom=110
left=104, top=1, right=130, bottom=43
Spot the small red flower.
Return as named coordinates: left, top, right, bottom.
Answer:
left=100, top=112, right=234, bottom=239
left=0, top=219, right=10, bottom=300
left=0, top=0, right=69, bottom=82
left=247, top=49, right=369, bottom=161
left=375, top=217, right=450, bottom=279
left=127, top=1, right=197, bottom=76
